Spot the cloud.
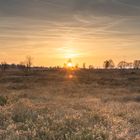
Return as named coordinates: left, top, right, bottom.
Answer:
left=0, top=0, right=140, bottom=18
left=74, top=0, right=140, bottom=17
left=0, top=0, right=140, bottom=63
left=115, top=0, right=140, bottom=9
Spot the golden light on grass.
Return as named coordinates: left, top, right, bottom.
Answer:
left=68, top=74, right=73, bottom=79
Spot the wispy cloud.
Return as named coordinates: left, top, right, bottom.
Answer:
left=0, top=0, right=140, bottom=65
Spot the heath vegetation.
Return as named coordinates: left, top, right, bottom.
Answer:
left=0, top=69, right=140, bottom=140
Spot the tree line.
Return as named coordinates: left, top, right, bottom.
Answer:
left=0, top=56, right=32, bottom=72
left=103, top=59, right=140, bottom=69
left=0, top=57, right=140, bottom=72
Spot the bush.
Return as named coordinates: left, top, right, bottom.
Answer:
left=12, top=101, right=37, bottom=123
left=0, top=95, right=7, bottom=106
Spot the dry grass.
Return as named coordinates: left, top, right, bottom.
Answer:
left=0, top=69, right=140, bottom=140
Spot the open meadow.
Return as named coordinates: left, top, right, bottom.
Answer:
left=0, top=69, right=140, bottom=140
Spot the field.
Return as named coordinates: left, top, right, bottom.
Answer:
left=0, top=69, right=140, bottom=140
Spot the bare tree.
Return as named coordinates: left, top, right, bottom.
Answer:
left=118, top=61, right=128, bottom=69
left=18, top=61, right=26, bottom=71
left=133, top=60, right=140, bottom=69
left=25, top=56, right=33, bottom=71
left=83, top=63, right=86, bottom=69
left=89, top=65, right=94, bottom=69
left=103, top=59, right=115, bottom=69
left=75, top=63, right=79, bottom=69
left=1, top=61, right=8, bottom=72
left=127, top=62, right=133, bottom=69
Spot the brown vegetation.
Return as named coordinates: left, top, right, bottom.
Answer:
left=0, top=69, right=140, bottom=140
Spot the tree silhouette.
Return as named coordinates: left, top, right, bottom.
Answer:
left=118, top=61, right=128, bottom=69
left=1, top=61, right=8, bottom=72
left=89, top=65, right=94, bottom=69
left=133, top=60, right=140, bottom=69
left=127, top=62, right=133, bottom=69
left=83, top=63, right=86, bottom=69
left=18, top=61, right=26, bottom=71
left=75, top=63, right=79, bottom=69
left=103, top=59, right=115, bottom=69
left=25, top=56, right=32, bottom=71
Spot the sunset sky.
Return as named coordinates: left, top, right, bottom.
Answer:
left=0, top=0, right=140, bottom=67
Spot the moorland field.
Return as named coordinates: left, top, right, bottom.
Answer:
left=0, top=69, right=140, bottom=140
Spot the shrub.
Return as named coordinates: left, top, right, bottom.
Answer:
left=0, top=112, right=6, bottom=126
left=0, top=95, right=7, bottom=106
left=12, top=101, right=37, bottom=123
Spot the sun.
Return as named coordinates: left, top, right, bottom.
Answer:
left=67, top=62, right=73, bottom=68
left=67, top=59, right=73, bottom=68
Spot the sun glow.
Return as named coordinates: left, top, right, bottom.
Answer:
left=66, top=58, right=73, bottom=68
left=67, top=62, right=73, bottom=68
left=68, top=74, right=73, bottom=79
left=61, top=47, right=81, bottom=59
left=58, top=39, right=82, bottom=59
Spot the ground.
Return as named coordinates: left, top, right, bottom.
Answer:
left=0, top=69, right=140, bottom=140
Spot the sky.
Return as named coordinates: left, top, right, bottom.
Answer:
left=0, top=0, right=140, bottom=67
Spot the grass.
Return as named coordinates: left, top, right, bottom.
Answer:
left=0, top=69, right=140, bottom=140
left=0, top=95, right=7, bottom=106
